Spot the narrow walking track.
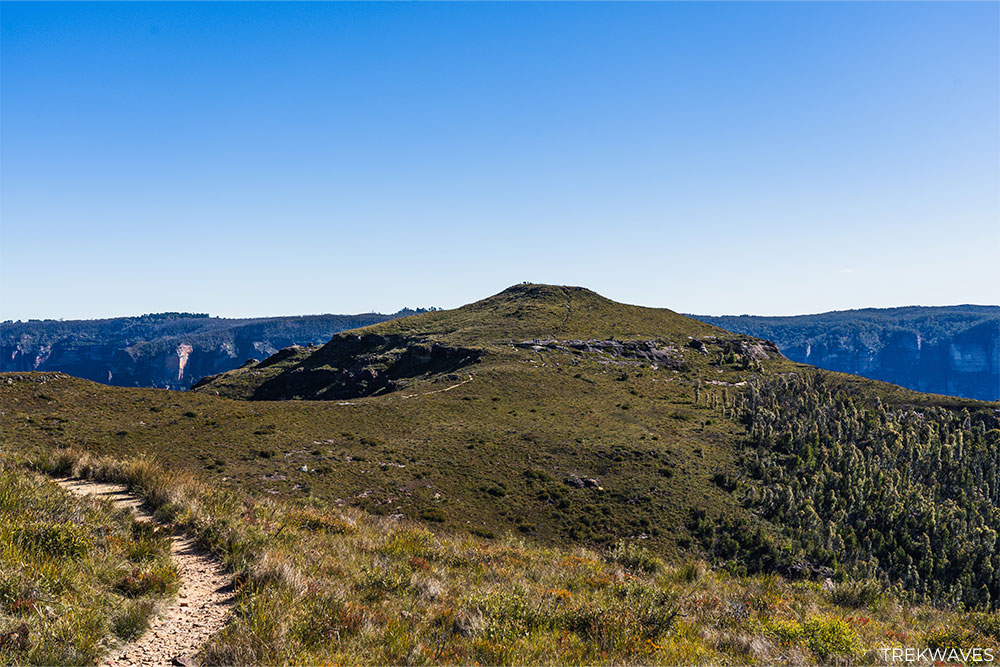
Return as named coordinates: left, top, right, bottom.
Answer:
left=55, top=478, right=234, bottom=667
left=400, top=373, right=474, bottom=399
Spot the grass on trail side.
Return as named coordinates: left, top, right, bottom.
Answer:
left=0, top=460, right=177, bottom=666
left=1, top=366, right=757, bottom=558
left=9, top=446, right=1000, bottom=666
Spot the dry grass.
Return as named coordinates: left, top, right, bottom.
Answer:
left=0, top=457, right=176, bottom=665
left=21, top=448, right=1000, bottom=665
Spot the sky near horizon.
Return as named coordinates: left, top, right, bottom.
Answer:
left=1, top=2, right=997, bottom=320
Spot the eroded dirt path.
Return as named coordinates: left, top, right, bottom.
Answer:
left=400, top=373, right=473, bottom=399
left=55, top=478, right=234, bottom=667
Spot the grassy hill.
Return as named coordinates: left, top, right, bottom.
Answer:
left=191, top=283, right=775, bottom=400
left=10, top=446, right=998, bottom=666
left=7, top=285, right=799, bottom=557
left=3, top=284, right=1000, bottom=664
left=6, top=286, right=993, bottom=560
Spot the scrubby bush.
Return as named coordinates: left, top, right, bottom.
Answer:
left=19, top=521, right=92, bottom=558
left=764, top=616, right=859, bottom=660
left=829, top=578, right=884, bottom=609
left=290, top=508, right=356, bottom=534
left=606, top=539, right=664, bottom=574
left=115, top=565, right=178, bottom=597
left=420, top=507, right=446, bottom=523
left=969, top=612, right=1000, bottom=640
left=113, top=599, right=155, bottom=640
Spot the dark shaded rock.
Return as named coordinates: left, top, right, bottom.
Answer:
left=687, top=339, right=709, bottom=354
left=240, top=334, right=482, bottom=401
left=0, top=311, right=427, bottom=390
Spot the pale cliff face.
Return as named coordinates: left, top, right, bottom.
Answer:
left=0, top=311, right=421, bottom=390
left=692, top=306, right=1000, bottom=401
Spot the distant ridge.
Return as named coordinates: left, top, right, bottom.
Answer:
left=692, top=305, right=1000, bottom=400
left=0, top=309, right=429, bottom=390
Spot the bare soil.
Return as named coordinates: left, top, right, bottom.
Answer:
left=55, top=478, right=234, bottom=667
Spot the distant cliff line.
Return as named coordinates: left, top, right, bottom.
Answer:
left=5, top=304, right=997, bottom=401
left=692, top=305, right=1000, bottom=401
left=0, top=309, right=432, bottom=390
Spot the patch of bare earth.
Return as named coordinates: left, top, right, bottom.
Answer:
left=55, top=478, right=234, bottom=667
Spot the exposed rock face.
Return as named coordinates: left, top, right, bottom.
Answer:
left=513, top=338, right=685, bottom=368
left=1, top=311, right=425, bottom=390
left=193, top=284, right=789, bottom=401
left=193, top=333, right=482, bottom=400
left=693, top=306, right=1000, bottom=401
left=719, top=338, right=782, bottom=361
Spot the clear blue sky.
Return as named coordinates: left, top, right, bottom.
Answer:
left=2, top=2, right=997, bottom=319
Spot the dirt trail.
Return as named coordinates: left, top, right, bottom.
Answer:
left=55, top=478, right=234, bottom=667
left=400, top=373, right=473, bottom=399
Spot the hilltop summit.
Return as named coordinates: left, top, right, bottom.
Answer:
left=192, top=284, right=771, bottom=400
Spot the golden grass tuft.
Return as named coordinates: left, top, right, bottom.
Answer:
left=15, top=447, right=1000, bottom=666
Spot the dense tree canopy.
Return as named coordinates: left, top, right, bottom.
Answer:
left=695, top=373, right=1000, bottom=609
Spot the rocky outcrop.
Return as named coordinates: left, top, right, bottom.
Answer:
left=693, top=306, right=1000, bottom=401
left=513, top=338, right=685, bottom=368
left=194, top=333, right=482, bottom=400
left=1, top=311, right=425, bottom=390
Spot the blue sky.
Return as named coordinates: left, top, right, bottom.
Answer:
left=1, top=1, right=997, bottom=319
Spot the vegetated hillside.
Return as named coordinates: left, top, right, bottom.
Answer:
left=3, top=284, right=999, bottom=615
left=692, top=305, right=1000, bottom=401
left=0, top=310, right=426, bottom=390
left=192, top=283, right=773, bottom=400
left=20, top=448, right=1000, bottom=667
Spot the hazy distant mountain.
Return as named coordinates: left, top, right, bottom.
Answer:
left=0, top=310, right=428, bottom=389
left=692, top=305, right=1000, bottom=401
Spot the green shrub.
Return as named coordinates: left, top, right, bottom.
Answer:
left=800, top=617, right=859, bottom=659
left=469, top=526, right=495, bottom=539
left=606, top=540, right=663, bottom=574
left=766, top=617, right=858, bottom=659
left=290, top=508, right=356, bottom=534
left=113, top=599, right=155, bottom=640
left=924, top=625, right=984, bottom=650
left=766, top=618, right=804, bottom=643
left=126, top=522, right=170, bottom=562
left=359, top=564, right=408, bottom=601
left=969, top=612, right=1000, bottom=640
left=420, top=508, right=446, bottom=523
left=829, top=578, right=883, bottom=609
left=115, top=564, right=178, bottom=597
left=19, top=521, right=92, bottom=558
left=389, top=525, right=436, bottom=551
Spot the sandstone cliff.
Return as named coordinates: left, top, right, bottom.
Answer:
left=1, top=311, right=424, bottom=389
left=693, top=305, right=1000, bottom=401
